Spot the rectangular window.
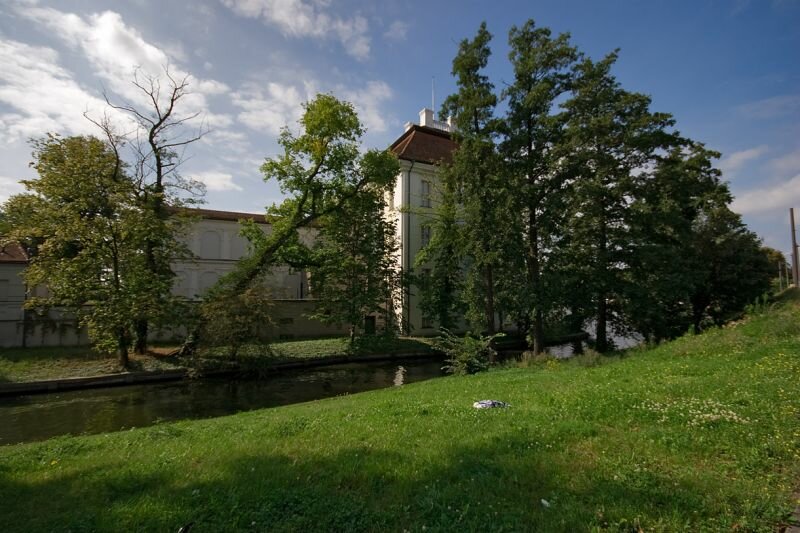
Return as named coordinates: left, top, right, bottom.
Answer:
left=421, top=225, right=432, bottom=247
left=420, top=180, right=431, bottom=208
left=279, top=317, right=294, bottom=325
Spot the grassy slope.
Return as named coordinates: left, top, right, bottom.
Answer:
left=0, top=336, right=436, bottom=383
left=1, top=293, right=799, bottom=532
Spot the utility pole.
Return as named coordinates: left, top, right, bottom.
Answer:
left=791, top=208, right=799, bottom=286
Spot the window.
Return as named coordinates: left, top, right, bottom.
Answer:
left=279, top=317, right=294, bottom=325
left=420, top=180, right=431, bottom=208
left=421, top=225, right=432, bottom=247
left=421, top=314, right=434, bottom=329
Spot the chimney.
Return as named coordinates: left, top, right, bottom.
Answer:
left=419, top=108, right=434, bottom=127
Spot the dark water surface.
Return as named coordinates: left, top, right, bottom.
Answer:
left=0, top=358, right=445, bottom=446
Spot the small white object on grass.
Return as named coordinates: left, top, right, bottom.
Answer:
left=472, top=400, right=510, bottom=409
left=540, top=499, right=550, bottom=508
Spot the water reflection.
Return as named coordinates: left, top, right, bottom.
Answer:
left=0, top=359, right=444, bottom=446
left=393, top=365, right=406, bottom=386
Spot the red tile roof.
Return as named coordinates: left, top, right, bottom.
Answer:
left=172, top=207, right=268, bottom=224
left=0, top=243, right=29, bottom=264
left=390, top=125, right=457, bottom=165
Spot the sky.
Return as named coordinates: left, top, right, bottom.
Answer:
left=1, top=0, right=799, bottom=258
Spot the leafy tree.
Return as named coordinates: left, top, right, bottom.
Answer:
left=309, top=184, right=400, bottom=343
left=761, top=246, right=790, bottom=290
left=624, top=143, right=730, bottom=341
left=501, top=19, right=580, bottom=353
left=560, top=52, right=676, bottom=351
left=193, top=94, right=399, bottom=352
left=687, top=206, right=773, bottom=329
left=2, top=135, right=164, bottom=366
left=414, top=173, right=464, bottom=331
left=439, top=22, right=507, bottom=334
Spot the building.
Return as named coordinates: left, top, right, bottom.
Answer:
left=387, top=108, right=457, bottom=334
left=0, top=108, right=453, bottom=347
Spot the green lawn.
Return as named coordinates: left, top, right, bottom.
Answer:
left=1, top=292, right=799, bottom=531
left=0, top=345, right=183, bottom=383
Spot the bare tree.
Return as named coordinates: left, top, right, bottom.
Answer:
left=98, top=65, right=206, bottom=354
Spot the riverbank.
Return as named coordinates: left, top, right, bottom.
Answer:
left=0, top=335, right=437, bottom=385
left=2, top=290, right=799, bottom=531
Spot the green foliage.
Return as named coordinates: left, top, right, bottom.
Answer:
left=199, top=94, right=400, bottom=347
left=435, top=22, right=510, bottom=334
left=500, top=19, right=581, bottom=352
left=198, top=279, right=273, bottom=359
left=1, top=135, right=179, bottom=363
left=414, top=175, right=464, bottom=331
left=434, top=329, right=504, bottom=375
left=560, top=53, right=679, bottom=351
left=309, top=184, right=400, bottom=341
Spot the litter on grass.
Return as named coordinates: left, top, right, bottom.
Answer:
left=473, top=400, right=510, bottom=409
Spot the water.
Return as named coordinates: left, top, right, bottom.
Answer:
left=0, top=358, right=445, bottom=446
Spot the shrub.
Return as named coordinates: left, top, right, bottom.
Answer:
left=434, top=329, right=504, bottom=375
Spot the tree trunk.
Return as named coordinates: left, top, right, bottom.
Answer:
left=532, top=308, right=545, bottom=354
left=596, top=201, right=609, bottom=353
left=596, top=295, right=609, bottom=353
left=117, top=327, right=129, bottom=368
left=349, top=324, right=356, bottom=344
left=484, top=264, right=495, bottom=334
left=134, top=319, right=148, bottom=354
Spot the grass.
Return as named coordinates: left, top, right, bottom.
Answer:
left=1, top=291, right=800, bottom=531
left=0, top=346, right=183, bottom=383
left=0, top=336, right=437, bottom=383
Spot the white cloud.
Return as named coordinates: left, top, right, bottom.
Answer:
left=231, top=78, right=393, bottom=135
left=738, top=94, right=800, bottom=119
left=232, top=81, right=312, bottom=135
left=189, top=171, right=242, bottom=191
left=342, top=81, right=393, bottom=133
left=769, top=148, right=800, bottom=176
left=0, top=38, right=113, bottom=141
left=220, top=0, right=371, bottom=60
left=384, top=20, right=409, bottom=41
left=719, top=145, right=768, bottom=177
left=731, top=174, right=800, bottom=215
left=0, top=176, right=26, bottom=204
left=15, top=6, right=233, bottom=130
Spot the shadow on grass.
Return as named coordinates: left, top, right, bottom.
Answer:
left=0, top=428, right=731, bottom=532
left=0, top=346, right=105, bottom=364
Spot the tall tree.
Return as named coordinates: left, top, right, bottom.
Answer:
left=101, top=67, right=204, bottom=354
left=501, top=19, right=580, bottom=353
left=2, top=135, right=162, bottom=366
left=561, top=53, right=676, bottom=351
left=309, top=185, right=399, bottom=342
left=624, top=142, right=730, bottom=341
left=439, top=22, right=506, bottom=334
left=194, top=94, right=399, bottom=351
left=414, top=172, right=464, bottom=331
left=687, top=205, right=774, bottom=329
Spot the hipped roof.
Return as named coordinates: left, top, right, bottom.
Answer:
left=389, top=125, right=457, bottom=166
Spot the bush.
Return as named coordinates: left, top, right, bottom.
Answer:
left=434, top=329, right=504, bottom=375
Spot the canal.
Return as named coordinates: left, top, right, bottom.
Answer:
left=0, top=358, right=445, bottom=446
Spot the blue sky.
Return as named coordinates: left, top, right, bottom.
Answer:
left=1, top=0, right=799, bottom=257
